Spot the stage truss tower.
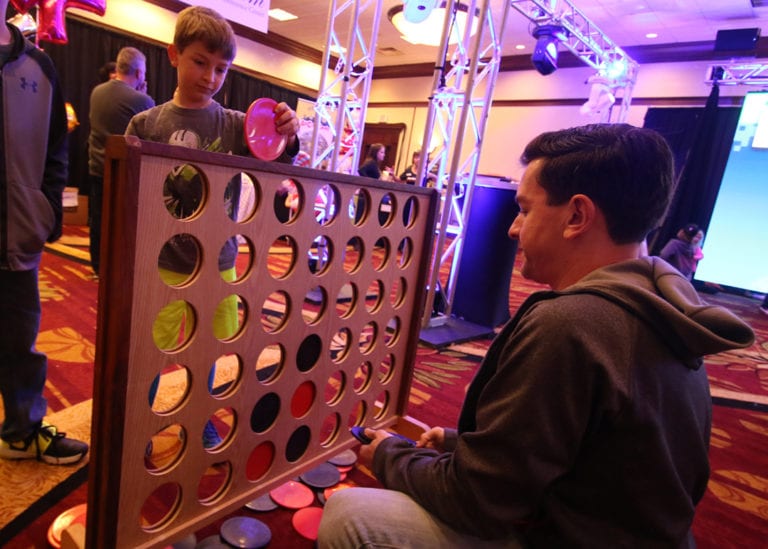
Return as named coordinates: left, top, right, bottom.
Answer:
left=313, top=0, right=640, bottom=333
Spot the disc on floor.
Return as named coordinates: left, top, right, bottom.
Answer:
left=292, top=506, right=324, bottom=541
left=327, top=448, right=357, bottom=467
left=300, top=462, right=341, bottom=489
left=194, top=534, right=230, bottom=548
left=219, top=516, right=271, bottom=548
left=47, top=503, right=87, bottom=549
left=270, top=480, right=315, bottom=509
left=244, top=492, right=278, bottom=512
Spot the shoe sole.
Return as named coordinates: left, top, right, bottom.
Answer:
left=0, top=448, right=87, bottom=465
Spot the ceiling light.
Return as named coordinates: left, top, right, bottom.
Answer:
left=388, top=2, right=480, bottom=47
left=645, top=32, right=658, bottom=39
left=268, top=8, right=298, bottom=22
left=531, top=24, right=567, bottom=76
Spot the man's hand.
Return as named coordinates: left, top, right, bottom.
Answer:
left=417, top=427, right=446, bottom=451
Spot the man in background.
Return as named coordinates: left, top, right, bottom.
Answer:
left=87, top=47, right=154, bottom=277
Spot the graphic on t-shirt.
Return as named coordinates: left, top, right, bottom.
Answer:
left=169, top=129, right=223, bottom=154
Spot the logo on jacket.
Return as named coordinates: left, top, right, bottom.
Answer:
left=20, top=77, right=38, bottom=93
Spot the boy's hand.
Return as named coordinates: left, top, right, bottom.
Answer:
left=274, top=102, right=299, bottom=142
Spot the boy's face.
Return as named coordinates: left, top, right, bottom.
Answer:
left=168, top=41, right=231, bottom=109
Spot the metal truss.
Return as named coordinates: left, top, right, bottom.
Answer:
left=509, top=0, right=638, bottom=122
left=313, top=0, right=640, bottom=333
left=419, top=0, right=511, bottom=327
left=310, top=0, right=383, bottom=174
left=705, top=62, right=768, bottom=86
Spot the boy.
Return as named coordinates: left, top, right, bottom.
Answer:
left=126, top=6, right=300, bottom=447
left=0, top=0, right=89, bottom=465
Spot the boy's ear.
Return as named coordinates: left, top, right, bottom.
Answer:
left=167, top=44, right=179, bottom=67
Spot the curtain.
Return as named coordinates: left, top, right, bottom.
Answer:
left=643, top=92, right=740, bottom=254
left=41, top=16, right=308, bottom=194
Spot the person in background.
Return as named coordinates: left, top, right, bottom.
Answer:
left=97, top=60, right=116, bottom=83
left=87, top=47, right=155, bottom=277
left=0, top=0, right=89, bottom=465
left=659, top=222, right=704, bottom=280
left=358, top=143, right=387, bottom=179
left=399, top=149, right=436, bottom=186
left=317, top=124, right=754, bottom=548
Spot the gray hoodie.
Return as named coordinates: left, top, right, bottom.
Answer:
left=373, top=256, right=754, bottom=548
left=0, top=23, right=68, bottom=271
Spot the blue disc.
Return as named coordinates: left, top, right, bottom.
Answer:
left=327, top=449, right=357, bottom=467
left=219, top=516, right=271, bottom=549
left=244, top=493, right=279, bottom=512
left=299, top=462, right=341, bottom=489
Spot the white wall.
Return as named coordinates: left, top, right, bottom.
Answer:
left=368, top=59, right=750, bottom=178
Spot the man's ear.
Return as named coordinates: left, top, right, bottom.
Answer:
left=563, top=193, right=596, bottom=239
left=167, top=44, right=178, bottom=67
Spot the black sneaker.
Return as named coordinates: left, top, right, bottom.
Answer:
left=0, top=422, right=88, bottom=465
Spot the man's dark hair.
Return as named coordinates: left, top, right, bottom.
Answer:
left=521, top=123, right=674, bottom=244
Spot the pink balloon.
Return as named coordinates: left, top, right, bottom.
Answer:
left=10, top=0, right=107, bottom=45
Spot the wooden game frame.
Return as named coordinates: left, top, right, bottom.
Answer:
left=86, top=136, right=438, bottom=548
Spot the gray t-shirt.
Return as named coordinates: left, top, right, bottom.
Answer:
left=126, top=100, right=249, bottom=156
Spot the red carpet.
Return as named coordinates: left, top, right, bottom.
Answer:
left=3, top=226, right=767, bottom=548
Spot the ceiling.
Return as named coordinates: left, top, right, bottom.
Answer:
left=264, top=0, right=768, bottom=69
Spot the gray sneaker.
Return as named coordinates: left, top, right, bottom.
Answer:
left=0, top=422, right=88, bottom=465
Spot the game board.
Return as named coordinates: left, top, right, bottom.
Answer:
left=86, top=136, right=438, bottom=548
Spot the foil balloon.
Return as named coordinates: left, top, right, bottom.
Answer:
left=6, top=12, right=37, bottom=36
left=10, top=0, right=107, bottom=45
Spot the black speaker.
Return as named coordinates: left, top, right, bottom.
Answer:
left=452, top=177, right=519, bottom=328
left=714, top=28, right=760, bottom=52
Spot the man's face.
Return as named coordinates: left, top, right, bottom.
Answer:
left=169, top=41, right=230, bottom=109
left=508, top=159, right=571, bottom=287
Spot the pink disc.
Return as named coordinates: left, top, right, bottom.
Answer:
left=47, top=503, right=87, bottom=548
left=292, top=506, right=324, bottom=540
left=245, top=97, right=288, bottom=161
left=269, top=480, right=315, bottom=509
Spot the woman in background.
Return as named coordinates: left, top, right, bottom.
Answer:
left=359, top=143, right=389, bottom=179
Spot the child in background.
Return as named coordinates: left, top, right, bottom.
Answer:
left=659, top=223, right=704, bottom=280
left=0, top=0, right=88, bottom=465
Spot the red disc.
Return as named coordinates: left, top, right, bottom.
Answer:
left=244, top=97, right=288, bottom=161
left=323, top=481, right=355, bottom=501
left=47, top=503, right=87, bottom=548
left=292, top=506, right=324, bottom=540
left=269, top=480, right=315, bottom=509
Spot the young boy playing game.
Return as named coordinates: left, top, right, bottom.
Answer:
left=126, top=5, right=300, bottom=447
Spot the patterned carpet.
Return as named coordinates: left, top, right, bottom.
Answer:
left=2, top=225, right=767, bottom=548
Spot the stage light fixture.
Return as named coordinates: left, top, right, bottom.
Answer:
left=580, top=74, right=615, bottom=117
left=388, top=1, right=479, bottom=47
left=531, top=24, right=567, bottom=76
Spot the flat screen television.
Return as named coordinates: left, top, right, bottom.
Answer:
left=694, top=91, right=768, bottom=293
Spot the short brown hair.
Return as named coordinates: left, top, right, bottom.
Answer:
left=521, top=124, right=674, bottom=244
left=174, top=6, right=237, bottom=61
